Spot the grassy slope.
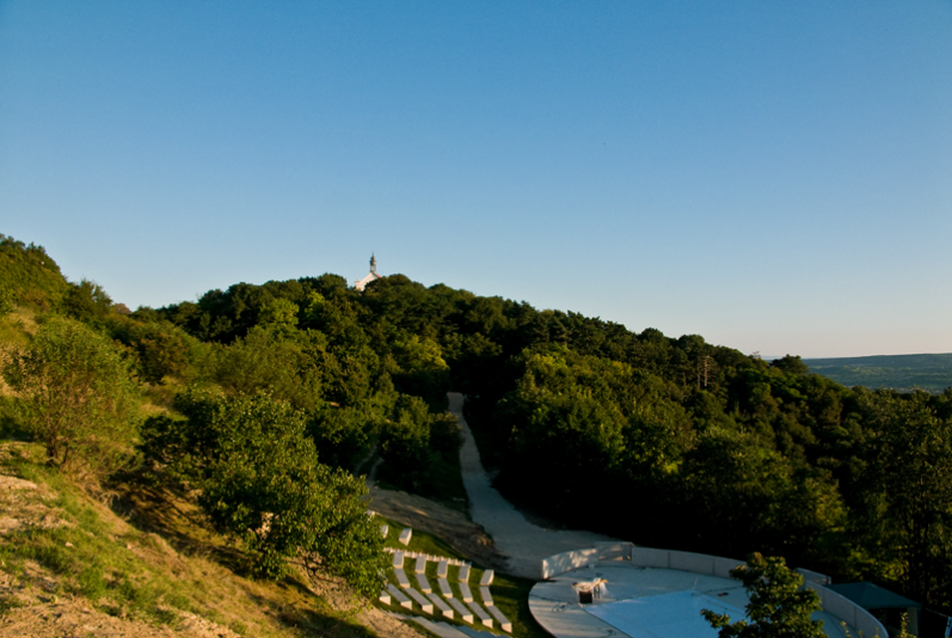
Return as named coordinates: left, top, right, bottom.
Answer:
left=0, top=443, right=396, bottom=638
left=0, top=305, right=537, bottom=637
left=0, top=237, right=69, bottom=311
left=0, top=441, right=546, bottom=638
left=0, top=308, right=370, bottom=637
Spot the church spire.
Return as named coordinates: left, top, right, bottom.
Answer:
left=355, top=253, right=383, bottom=291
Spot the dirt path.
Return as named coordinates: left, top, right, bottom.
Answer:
left=449, top=392, right=621, bottom=579
left=367, top=393, right=621, bottom=580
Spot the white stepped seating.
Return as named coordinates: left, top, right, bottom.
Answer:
left=405, top=587, right=434, bottom=614
left=394, top=568, right=410, bottom=588
left=386, top=584, right=412, bottom=610
left=479, top=569, right=494, bottom=586
left=488, top=604, right=512, bottom=633
left=416, top=572, right=432, bottom=593
left=459, top=582, right=473, bottom=603
left=438, top=577, right=453, bottom=598
left=480, top=585, right=493, bottom=606
left=425, top=592, right=454, bottom=619
left=467, top=601, right=493, bottom=628
left=392, top=550, right=405, bottom=568
left=411, top=617, right=468, bottom=638
left=378, top=589, right=391, bottom=605
left=380, top=524, right=389, bottom=538
left=458, top=563, right=471, bottom=582
left=447, top=597, right=474, bottom=623
left=415, top=555, right=428, bottom=574
left=437, top=559, right=449, bottom=579
left=398, top=528, right=412, bottom=545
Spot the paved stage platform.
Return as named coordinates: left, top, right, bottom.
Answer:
left=529, top=562, right=858, bottom=638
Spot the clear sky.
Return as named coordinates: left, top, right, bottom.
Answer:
left=2, top=1, right=950, bottom=358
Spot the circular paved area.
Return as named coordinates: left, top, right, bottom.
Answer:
left=529, top=561, right=855, bottom=638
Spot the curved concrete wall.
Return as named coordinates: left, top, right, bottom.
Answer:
left=541, top=544, right=887, bottom=638
left=807, top=581, right=886, bottom=638
left=541, top=548, right=598, bottom=579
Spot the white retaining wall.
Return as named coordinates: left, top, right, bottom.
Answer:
left=541, top=548, right=599, bottom=579
left=807, top=582, right=887, bottom=638
left=596, top=542, right=633, bottom=561
left=798, top=567, right=832, bottom=586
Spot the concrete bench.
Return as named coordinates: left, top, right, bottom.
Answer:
left=378, top=589, right=391, bottom=606
left=392, top=550, right=405, bottom=569
left=437, top=559, right=449, bottom=579
left=415, top=555, right=428, bottom=574
left=405, top=587, right=434, bottom=614
left=480, top=586, right=493, bottom=606
left=458, top=563, right=471, bottom=582
left=438, top=577, right=454, bottom=598
left=468, top=601, right=493, bottom=628
left=386, top=584, right=412, bottom=610
left=447, top=597, right=474, bottom=623
left=416, top=572, right=432, bottom=594
left=479, top=569, right=494, bottom=586
left=488, top=605, right=512, bottom=633
left=459, top=582, right=474, bottom=603
left=398, top=528, right=412, bottom=546
left=426, top=592, right=454, bottom=619
left=394, top=568, right=410, bottom=588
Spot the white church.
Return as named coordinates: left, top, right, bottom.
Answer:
left=355, top=254, right=383, bottom=291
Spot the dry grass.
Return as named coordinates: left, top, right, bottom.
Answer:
left=0, top=306, right=39, bottom=400
left=0, top=443, right=425, bottom=638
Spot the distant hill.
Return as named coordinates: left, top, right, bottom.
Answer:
left=804, top=353, right=952, bottom=393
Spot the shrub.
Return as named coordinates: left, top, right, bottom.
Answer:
left=2, top=316, right=140, bottom=473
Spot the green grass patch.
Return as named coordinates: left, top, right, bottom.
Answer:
left=380, top=516, right=461, bottom=559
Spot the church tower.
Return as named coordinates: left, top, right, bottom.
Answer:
left=355, top=253, right=383, bottom=291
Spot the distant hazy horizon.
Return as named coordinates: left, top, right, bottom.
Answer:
left=3, top=1, right=949, bottom=359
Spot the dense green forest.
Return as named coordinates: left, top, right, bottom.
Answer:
left=2, top=233, right=951, bottom=614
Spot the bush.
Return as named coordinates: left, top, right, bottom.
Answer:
left=141, top=390, right=387, bottom=598
left=2, top=316, right=140, bottom=473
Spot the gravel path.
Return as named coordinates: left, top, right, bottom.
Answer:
left=449, top=392, right=621, bottom=579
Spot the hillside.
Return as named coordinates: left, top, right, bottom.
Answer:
left=0, top=442, right=426, bottom=638
left=0, top=235, right=68, bottom=312
left=3, top=232, right=952, bottom=616
left=805, top=353, right=952, bottom=393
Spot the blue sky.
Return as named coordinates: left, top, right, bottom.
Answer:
left=2, top=1, right=950, bottom=358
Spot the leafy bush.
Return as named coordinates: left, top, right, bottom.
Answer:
left=2, top=316, right=141, bottom=473
left=141, top=390, right=387, bottom=599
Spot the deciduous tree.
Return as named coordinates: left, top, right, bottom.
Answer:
left=140, top=390, right=386, bottom=598
left=703, top=553, right=825, bottom=638
left=2, top=316, right=140, bottom=472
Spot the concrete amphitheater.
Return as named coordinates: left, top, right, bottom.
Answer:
left=449, top=392, right=887, bottom=638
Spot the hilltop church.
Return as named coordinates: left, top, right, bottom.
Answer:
left=355, top=254, right=383, bottom=291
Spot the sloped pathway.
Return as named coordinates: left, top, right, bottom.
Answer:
left=449, top=392, right=620, bottom=579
